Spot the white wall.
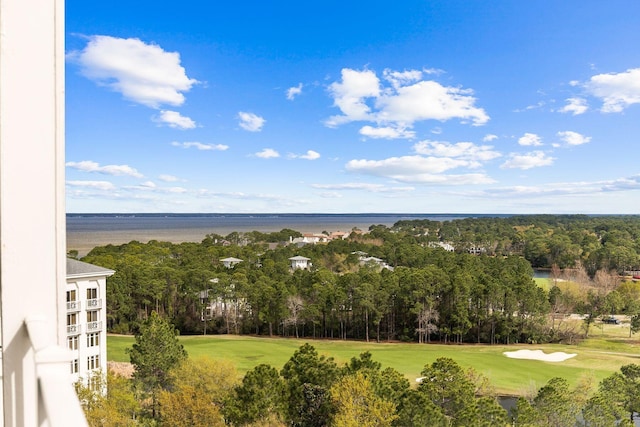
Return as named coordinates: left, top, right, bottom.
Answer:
left=0, top=0, right=67, bottom=424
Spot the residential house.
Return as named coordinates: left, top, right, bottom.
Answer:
left=358, top=255, right=394, bottom=271
left=220, top=257, right=243, bottom=268
left=289, top=256, right=312, bottom=270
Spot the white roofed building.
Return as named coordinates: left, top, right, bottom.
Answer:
left=220, top=257, right=243, bottom=268
left=289, top=256, right=311, bottom=270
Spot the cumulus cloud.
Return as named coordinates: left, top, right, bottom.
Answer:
left=238, top=112, right=266, bottom=132
left=289, top=150, right=321, bottom=160
left=255, top=148, right=280, bottom=159
left=559, top=97, right=588, bottom=115
left=557, top=131, right=591, bottom=146
left=345, top=155, right=495, bottom=184
left=66, top=160, right=143, bottom=178
left=412, top=140, right=501, bottom=163
left=311, top=182, right=414, bottom=193
left=483, top=134, right=498, bottom=142
left=155, top=110, right=197, bottom=129
left=518, top=133, right=543, bottom=146
left=326, top=68, right=488, bottom=132
left=171, top=141, right=229, bottom=151
left=66, top=180, right=116, bottom=191
left=382, top=69, right=424, bottom=89
left=69, top=35, right=198, bottom=108
left=286, top=83, right=303, bottom=100
left=359, top=125, right=415, bottom=139
left=326, top=68, right=381, bottom=126
left=501, top=151, right=554, bottom=170
left=586, top=68, right=640, bottom=113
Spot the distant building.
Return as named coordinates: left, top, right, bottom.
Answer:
left=220, top=257, right=243, bottom=268
left=289, top=255, right=311, bottom=270
left=66, top=258, right=114, bottom=390
left=329, top=231, right=349, bottom=240
left=428, top=241, right=455, bottom=252
left=358, top=255, right=394, bottom=271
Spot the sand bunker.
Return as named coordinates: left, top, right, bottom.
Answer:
left=503, top=349, right=576, bottom=362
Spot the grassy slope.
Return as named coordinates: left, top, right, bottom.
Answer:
left=108, top=323, right=640, bottom=396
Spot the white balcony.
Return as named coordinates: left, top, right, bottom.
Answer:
left=67, top=300, right=81, bottom=311
left=86, top=321, right=102, bottom=332
left=67, top=324, right=82, bottom=335
left=86, top=298, right=102, bottom=309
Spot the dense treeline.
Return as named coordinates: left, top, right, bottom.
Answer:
left=392, top=214, right=640, bottom=273
left=78, top=215, right=640, bottom=343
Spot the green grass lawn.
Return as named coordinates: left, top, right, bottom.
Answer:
left=108, top=325, right=640, bottom=396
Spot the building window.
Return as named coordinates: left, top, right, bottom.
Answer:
left=87, top=287, right=98, bottom=300
left=87, top=332, right=100, bottom=347
left=89, top=375, right=101, bottom=392
left=87, top=310, right=98, bottom=322
left=71, top=359, right=78, bottom=374
left=87, top=355, right=100, bottom=370
left=68, top=335, right=79, bottom=350
left=67, top=289, right=77, bottom=302
left=67, top=312, right=77, bottom=326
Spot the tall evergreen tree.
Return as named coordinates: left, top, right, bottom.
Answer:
left=127, top=311, right=187, bottom=418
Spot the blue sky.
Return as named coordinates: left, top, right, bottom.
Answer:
left=65, top=1, right=640, bottom=214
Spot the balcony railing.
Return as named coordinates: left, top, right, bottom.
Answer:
left=67, top=300, right=81, bottom=311
left=67, top=324, right=81, bottom=335
left=86, top=298, right=102, bottom=309
left=86, top=321, right=102, bottom=332
left=25, top=316, right=89, bottom=426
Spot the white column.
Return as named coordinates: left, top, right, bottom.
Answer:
left=0, top=0, right=68, bottom=425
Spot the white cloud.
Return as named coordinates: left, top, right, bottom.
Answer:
left=382, top=69, right=424, bottom=89
left=326, top=68, right=380, bottom=126
left=479, top=175, right=640, bottom=198
left=66, top=160, right=143, bottom=178
left=289, top=150, right=321, bottom=160
left=196, top=189, right=288, bottom=202
left=345, top=155, right=495, bottom=184
left=359, top=125, right=415, bottom=139
left=255, top=148, right=280, bottom=159
left=66, top=180, right=116, bottom=191
left=286, top=83, right=303, bottom=100
left=155, top=110, right=197, bottom=129
left=69, top=35, right=197, bottom=108
left=500, top=151, right=554, bottom=170
left=518, top=133, right=543, bottom=146
left=483, top=134, right=498, bottom=142
left=586, top=68, right=640, bottom=113
left=559, top=97, right=588, bottom=115
left=311, top=183, right=414, bottom=193
left=139, top=181, right=156, bottom=189
left=557, top=131, right=591, bottom=146
left=238, top=112, right=266, bottom=132
left=159, top=174, right=179, bottom=182
left=326, top=68, right=489, bottom=131
left=171, top=141, right=229, bottom=151
left=125, top=182, right=188, bottom=193
left=412, top=140, right=501, bottom=162
left=376, top=80, right=489, bottom=126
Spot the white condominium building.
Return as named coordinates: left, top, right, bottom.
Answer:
left=66, top=259, right=114, bottom=388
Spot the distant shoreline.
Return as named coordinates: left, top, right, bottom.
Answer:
left=67, top=212, right=498, bottom=256
left=66, top=214, right=440, bottom=256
